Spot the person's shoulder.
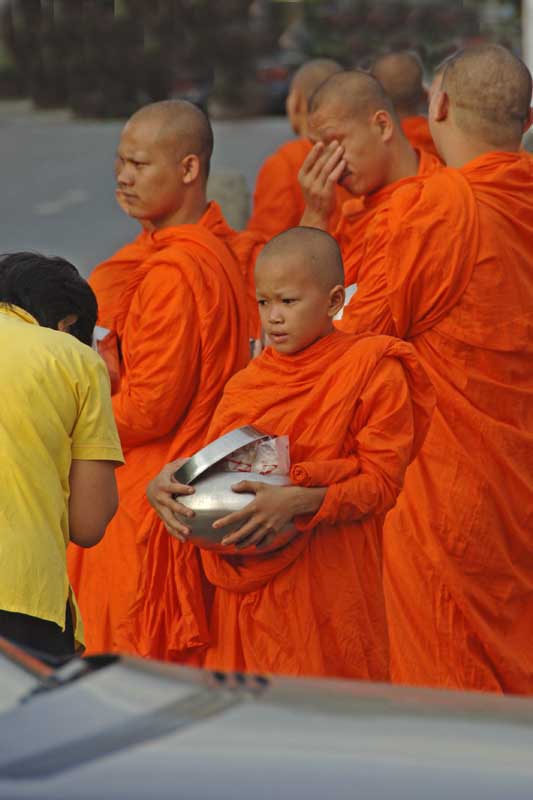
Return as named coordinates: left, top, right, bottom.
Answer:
left=37, top=326, right=103, bottom=371
left=388, top=167, right=469, bottom=222
left=225, top=356, right=259, bottom=386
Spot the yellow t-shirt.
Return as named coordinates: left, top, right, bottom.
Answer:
left=0, top=305, right=124, bottom=645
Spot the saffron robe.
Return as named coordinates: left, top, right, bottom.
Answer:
left=121, top=331, right=434, bottom=678
left=334, top=148, right=441, bottom=287
left=246, top=138, right=350, bottom=239
left=67, top=201, right=249, bottom=654
left=401, top=115, right=441, bottom=160
left=337, top=152, right=533, bottom=694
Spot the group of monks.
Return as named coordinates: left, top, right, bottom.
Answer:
left=67, top=43, right=533, bottom=696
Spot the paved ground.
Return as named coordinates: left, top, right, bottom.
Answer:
left=0, top=100, right=291, bottom=277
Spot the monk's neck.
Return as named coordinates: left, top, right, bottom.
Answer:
left=385, top=137, right=420, bottom=184
left=443, top=138, right=521, bottom=169
left=152, top=193, right=208, bottom=230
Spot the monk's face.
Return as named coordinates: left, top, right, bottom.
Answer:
left=115, top=117, right=187, bottom=227
left=255, top=255, right=344, bottom=355
left=309, top=104, right=391, bottom=196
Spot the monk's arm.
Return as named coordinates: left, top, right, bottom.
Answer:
left=298, top=359, right=415, bottom=528
left=112, top=265, right=201, bottom=448
left=335, top=274, right=398, bottom=336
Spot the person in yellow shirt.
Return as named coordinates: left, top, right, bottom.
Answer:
left=0, top=252, right=124, bottom=662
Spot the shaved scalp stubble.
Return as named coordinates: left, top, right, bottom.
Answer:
left=256, top=226, right=345, bottom=290
left=126, top=99, right=214, bottom=178
left=309, top=70, right=398, bottom=123
left=290, top=58, right=344, bottom=101
left=441, top=44, right=532, bottom=147
left=370, top=51, right=426, bottom=116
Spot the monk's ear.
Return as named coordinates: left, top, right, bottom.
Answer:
left=430, top=90, right=449, bottom=124
left=327, top=284, right=345, bottom=318
left=57, top=313, right=78, bottom=334
left=373, top=110, right=394, bottom=143
left=181, top=154, right=201, bottom=184
left=287, top=89, right=305, bottom=135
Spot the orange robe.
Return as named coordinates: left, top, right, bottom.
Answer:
left=226, top=228, right=266, bottom=341
left=401, top=115, right=441, bottom=160
left=334, top=148, right=441, bottom=286
left=121, top=331, right=434, bottom=678
left=337, top=152, right=533, bottom=694
left=246, top=138, right=350, bottom=239
left=67, top=201, right=249, bottom=654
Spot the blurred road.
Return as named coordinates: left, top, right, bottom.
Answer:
left=0, top=101, right=291, bottom=277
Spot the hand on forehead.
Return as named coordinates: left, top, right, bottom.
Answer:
left=308, top=70, right=398, bottom=137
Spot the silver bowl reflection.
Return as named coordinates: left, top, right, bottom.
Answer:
left=180, top=471, right=298, bottom=554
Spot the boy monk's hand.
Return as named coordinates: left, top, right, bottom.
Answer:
left=299, top=141, right=346, bottom=230
left=146, top=459, right=195, bottom=543
left=214, top=481, right=326, bottom=550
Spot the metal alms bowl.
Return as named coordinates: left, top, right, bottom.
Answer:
left=174, top=427, right=297, bottom=555
left=179, top=471, right=297, bottom=554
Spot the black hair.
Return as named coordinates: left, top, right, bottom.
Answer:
left=0, top=252, right=97, bottom=346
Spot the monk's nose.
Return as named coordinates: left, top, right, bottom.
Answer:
left=117, top=164, right=135, bottom=187
left=268, top=306, right=284, bottom=324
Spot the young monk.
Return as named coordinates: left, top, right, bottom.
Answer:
left=122, top=227, right=435, bottom=677
left=298, top=70, right=441, bottom=287
left=246, top=59, right=350, bottom=239
left=370, top=51, right=440, bottom=159
left=337, top=44, right=533, bottom=694
left=67, top=100, right=249, bottom=654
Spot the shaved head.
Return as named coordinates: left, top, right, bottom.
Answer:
left=310, top=70, right=397, bottom=123
left=126, top=100, right=214, bottom=178
left=256, top=227, right=344, bottom=290
left=290, top=58, right=343, bottom=101
left=440, top=44, right=532, bottom=147
left=370, top=51, right=426, bottom=116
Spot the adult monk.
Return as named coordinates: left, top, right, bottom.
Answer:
left=67, top=100, right=249, bottom=654
left=370, top=50, right=440, bottom=158
left=124, top=227, right=435, bottom=676
left=338, top=45, right=533, bottom=694
left=246, top=59, right=349, bottom=239
left=299, top=70, right=441, bottom=286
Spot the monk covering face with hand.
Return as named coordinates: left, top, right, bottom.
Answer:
left=122, top=227, right=435, bottom=677
left=338, top=45, right=533, bottom=694
left=67, top=100, right=249, bottom=654
left=370, top=50, right=440, bottom=159
left=246, top=59, right=350, bottom=240
left=299, top=70, right=440, bottom=287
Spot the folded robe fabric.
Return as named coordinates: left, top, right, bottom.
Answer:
left=225, top=227, right=267, bottom=340
left=334, top=148, right=441, bottom=287
left=67, top=201, right=249, bottom=654
left=121, top=330, right=435, bottom=679
left=401, top=116, right=441, bottom=160
left=246, top=137, right=351, bottom=240
left=290, top=458, right=360, bottom=487
left=337, top=152, right=533, bottom=694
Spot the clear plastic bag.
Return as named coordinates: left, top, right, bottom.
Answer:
left=221, top=435, right=290, bottom=475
